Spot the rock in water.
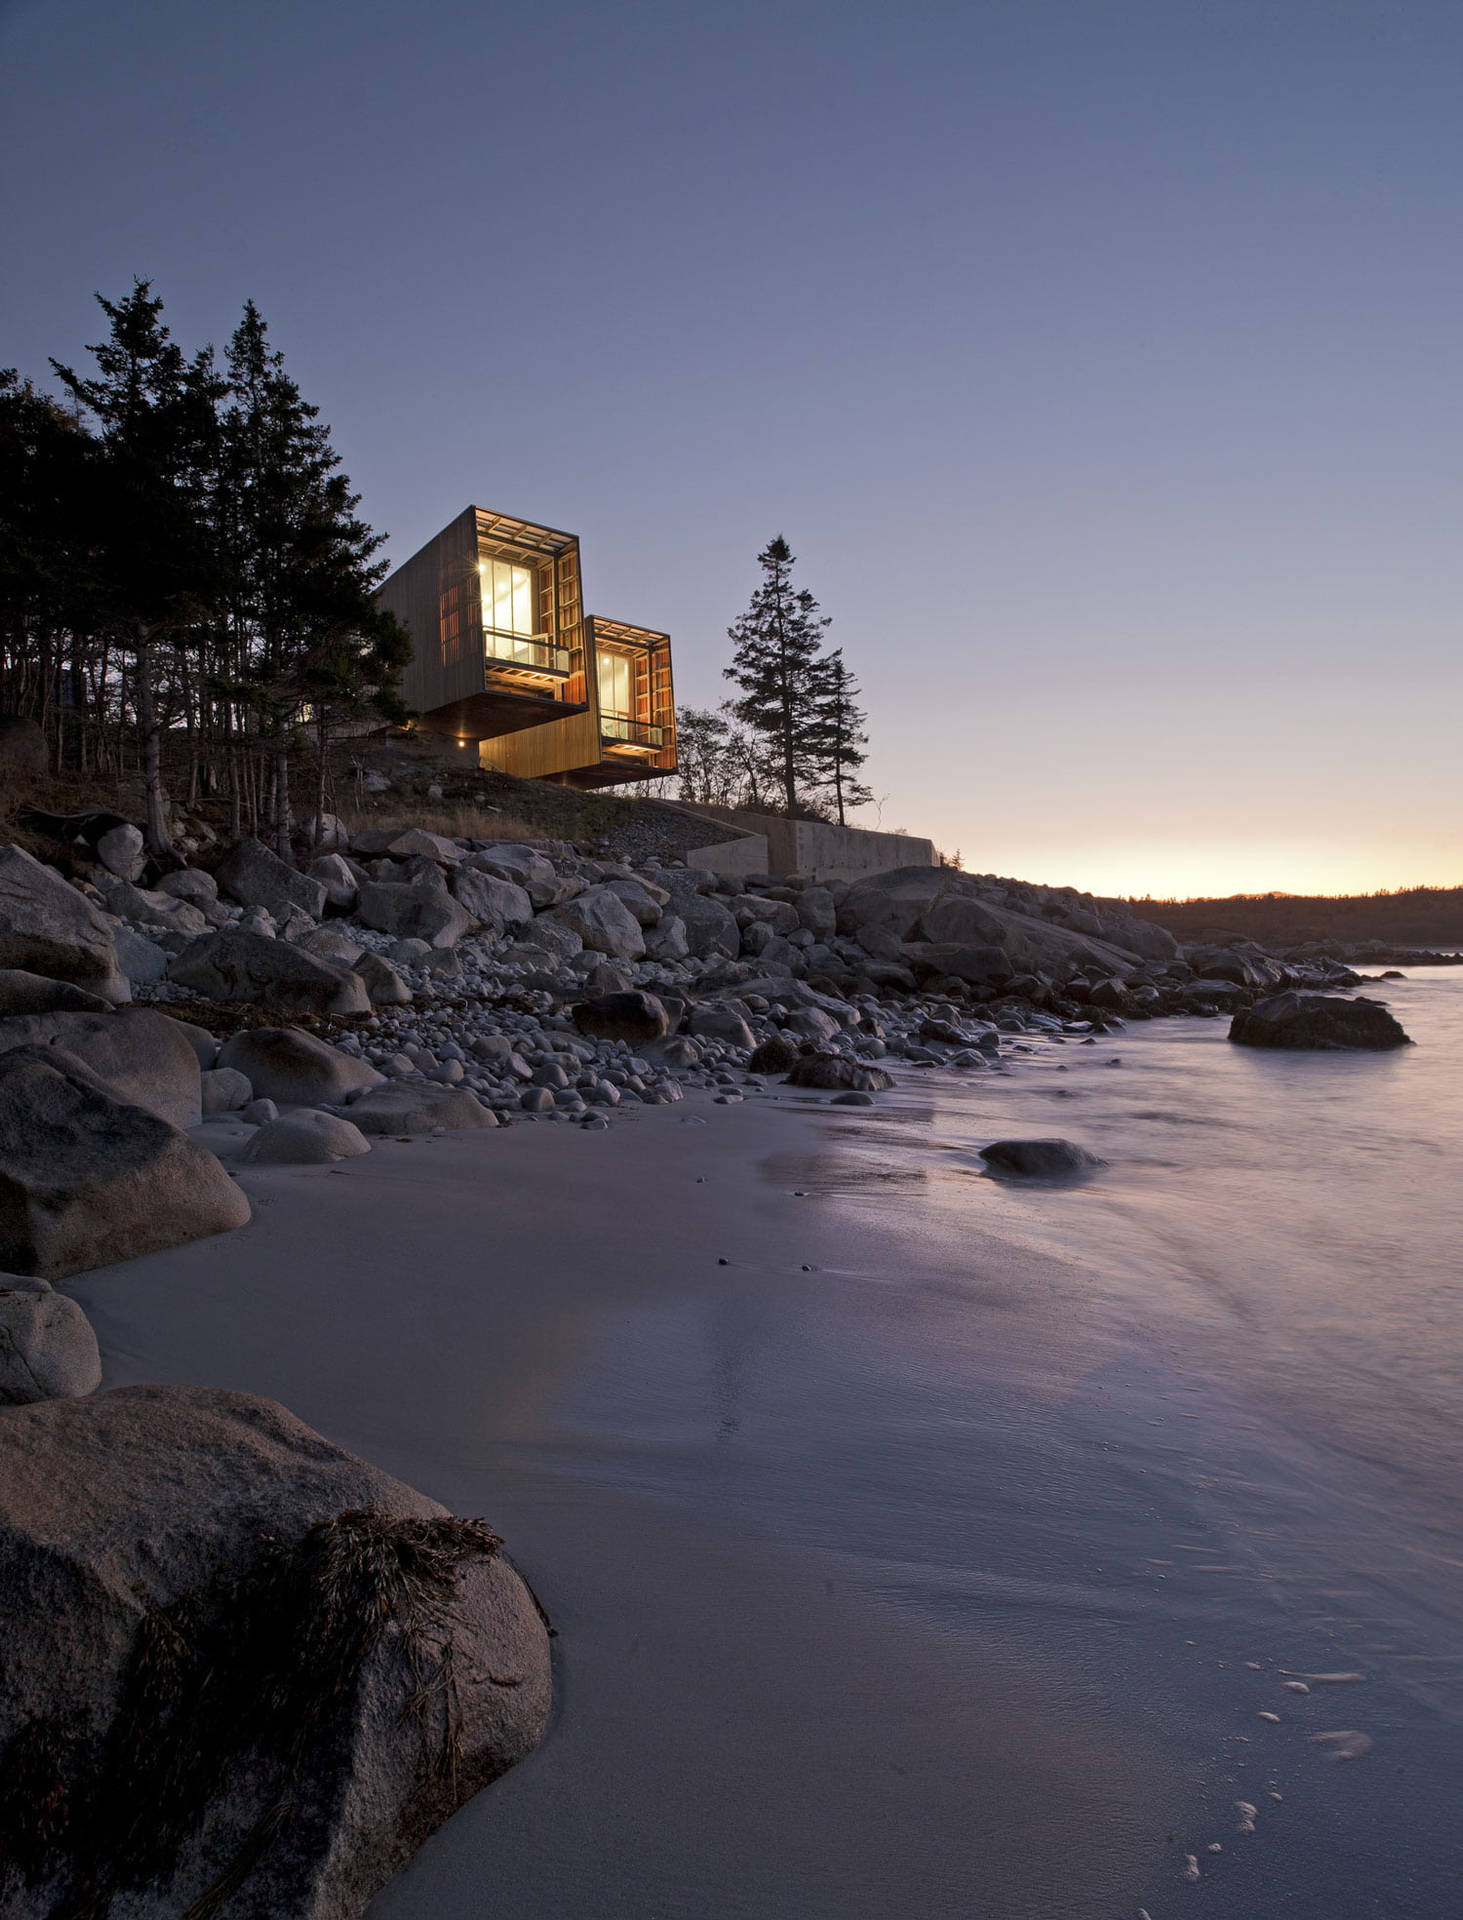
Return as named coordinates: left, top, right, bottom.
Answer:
left=1229, top=992, right=1411, bottom=1051
left=978, top=1138, right=1105, bottom=1179
left=0, top=1046, right=249, bottom=1277
left=0, top=1385, right=550, bottom=1919
left=784, top=1052, right=894, bottom=1092
left=0, top=1277, right=102, bottom=1403
left=218, top=1026, right=383, bottom=1107
left=0, top=843, right=129, bottom=1003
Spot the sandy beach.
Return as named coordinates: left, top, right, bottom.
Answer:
left=62, top=969, right=1463, bottom=1917
left=70, top=1092, right=1169, bottom=1919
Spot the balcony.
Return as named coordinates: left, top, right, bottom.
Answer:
left=600, top=713, right=666, bottom=752
left=485, top=632, right=573, bottom=680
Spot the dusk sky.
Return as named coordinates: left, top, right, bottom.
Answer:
left=4, top=0, right=1461, bottom=898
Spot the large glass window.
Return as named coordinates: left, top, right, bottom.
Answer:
left=597, top=648, right=633, bottom=720
left=479, top=559, right=538, bottom=662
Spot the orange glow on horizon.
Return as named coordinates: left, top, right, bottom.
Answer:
left=918, top=833, right=1463, bottom=904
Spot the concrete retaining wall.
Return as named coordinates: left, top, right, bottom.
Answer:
left=684, top=808, right=937, bottom=883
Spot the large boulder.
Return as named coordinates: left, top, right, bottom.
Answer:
left=201, top=1065, right=253, bottom=1114
left=1229, top=992, right=1411, bottom=1051
left=550, top=885, right=646, bottom=960
left=242, top=1109, right=373, bottom=1163
left=839, top=868, right=1147, bottom=980
left=1186, top=944, right=1277, bottom=989
left=796, top=887, right=838, bottom=940
left=94, top=821, right=145, bottom=882
left=215, top=837, right=327, bottom=923
left=513, top=914, right=583, bottom=963
left=460, top=843, right=561, bottom=908
left=385, top=827, right=462, bottom=864
left=298, top=923, right=365, bottom=965
left=0, top=1006, right=204, bottom=1128
left=452, top=869, right=533, bottom=936
left=644, top=913, right=690, bottom=962
left=688, top=1005, right=756, bottom=1050
left=0, top=1046, right=250, bottom=1277
left=357, top=872, right=475, bottom=949
left=978, top=1138, right=1105, bottom=1179
left=599, top=875, right=666, bottom=926
left=0, top=1277, right=102, bottom=1403
left=672, top=890, right=740, bottom=961
left=899, top=941, right=1015, bottom=988
left=156, top=866, right=220, bottom=907
left=167, top=930, right=370, bottom=1015
left=0, top=1385, right=550, bottom=1920
left=110, top=921, right=170, bottom=984
left=0, top=844, right=128, bottom=1003
left=353, top=950, right=413, bottom=1006
left=0, top=969, right=111, bottom=1016
left=93, top=871, right=211, bottom=936
left=572, top=990, right=670, bottom=1046
left=785, top=1052, right=894, bottom=1092
left=345, top=1084, right=499, bottom=1135
left=747, top=1033, right=800, bottom=1074
left=305, top=852, right=359, bottom=913
left=1093, top=904, right=1178, bottom=964
left=217, top=1027, right=384, bottom=1108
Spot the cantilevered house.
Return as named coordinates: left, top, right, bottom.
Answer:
left=376, top=506, right=676, bottom=789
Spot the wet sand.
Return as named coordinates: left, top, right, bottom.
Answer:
left=72, top=1098, right=1171, bottom=1919
left=70, top=975, right=1463, bottom=1916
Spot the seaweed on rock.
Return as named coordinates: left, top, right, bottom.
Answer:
left=2, top=1508, right=503, bottom=1919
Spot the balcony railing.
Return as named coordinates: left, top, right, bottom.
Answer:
left=484, top=632, right=572, bottom=677
left=600, top=713, right=666, bottom=749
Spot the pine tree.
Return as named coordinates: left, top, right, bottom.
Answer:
left=723, top=535, right=830, bottom=814
left=218, top=301, right=398, bottom=851
left=809, top=648, right=873, bottom=824
left=51, top=282, right=225, bottom=854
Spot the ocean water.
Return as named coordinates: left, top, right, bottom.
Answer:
left=560, top=969, right=1463, bottom=1916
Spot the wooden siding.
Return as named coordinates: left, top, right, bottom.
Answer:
left=483, top=615, right=678, bottom=788
left=376, top=505, right=588, bottom=740
left=376, top=507, right=480, bottom=717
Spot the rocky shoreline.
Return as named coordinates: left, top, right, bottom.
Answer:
left=0, top=815, right=1418, bottom=1917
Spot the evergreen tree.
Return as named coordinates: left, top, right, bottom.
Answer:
left=723, top=535, right=830, bottom=814
left=809, top=648, right=873, bottom=824
left=218, top=301, right=398, bottom=852
left=0, top=372, right=97, bottom=753
left=51, top=282, right=225, bottom=854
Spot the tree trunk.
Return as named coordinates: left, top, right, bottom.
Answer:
left=135, top=632, right=174, bottom=859
left=273, top=746, right=291, bottom=859
left=313, top=711, right=330, bottom=850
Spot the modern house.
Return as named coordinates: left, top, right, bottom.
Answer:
left=376, top=506, right=676, bottom=788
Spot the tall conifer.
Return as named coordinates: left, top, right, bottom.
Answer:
left=52, top=282, right=224, bottom=853
left=723, top=535, right=830, bottom=814
left=220, top=301, right=396, bottom=851
left=809, top=649, right=873, bottom=823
